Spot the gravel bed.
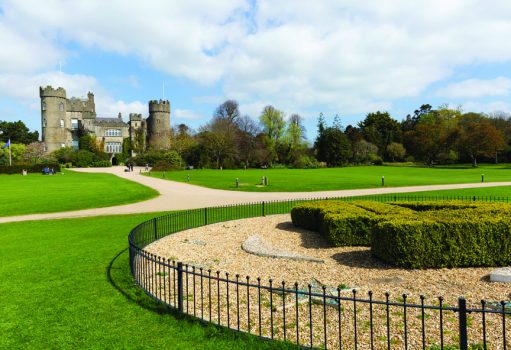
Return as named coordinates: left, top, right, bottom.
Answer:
left=145, top=214, right=511, bottom=348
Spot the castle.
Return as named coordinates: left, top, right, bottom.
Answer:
left=40, top=86, right=171, bottom=161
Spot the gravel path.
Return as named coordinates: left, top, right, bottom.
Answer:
left=2, top=166, right=511, bottom=223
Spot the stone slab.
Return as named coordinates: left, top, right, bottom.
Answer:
left=241, top=235, right=324, bottom=263
left=490, top=267, right=511, bottom=283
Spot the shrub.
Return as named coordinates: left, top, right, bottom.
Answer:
left=71, top=150, right=95, bottom=167
left=291, top=200, right=511, bottom=268
left=91, top=160, right=112, bottom=167
left=0, top=163, right=60, bottom=174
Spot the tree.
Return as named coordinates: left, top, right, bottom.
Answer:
left=214, top=100, right=240, bottom=124
left=314, top=113, right=328, bottom=162
left=0, top=142, right=25, bottom=165
left=259, top=105, right=285, bottom=165
left=358, top=111, right=401, bottom=160
left=352, top=140, right=378, bottom=164
left=315, top=127, right=351, bottom=166
left=0, top=120, right=39, bottom=144
left=236, top=115, right=260, bottom=168
left=386, top=142, right=406, bottom=162
left=23, top=142, right=48, bottom=164
left=403, top=107, right=460, bottom=166
left=456, top=114, right=506, bottom=167
left=285, top=114, right=307, bottom=164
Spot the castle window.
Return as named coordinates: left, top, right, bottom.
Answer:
left=71, top=119, right=78, bottom=130
left=106, top=141, right=122, bottom=153
left=61, top=143, right=66, bottom=148
left=59, top=103, right=64, bottom=111
left=71, top=140, right=79, bottom=150
left=157, top=119, right=160, bottom=124
left=105, top=129, right=121, bottom=137
left=60, top=119, right=64, bottom=128
left=42, top=102, right=46, bottom=111
left=42, top=118, right=47, bottom=128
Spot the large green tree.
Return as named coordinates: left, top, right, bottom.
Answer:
left=0, top=120, right=39, bottom=144
left=259, top=105, right=285, bottom=166
left=456, top=113, right=506, bottom=167
left=358, top=111, right=401, bottom=160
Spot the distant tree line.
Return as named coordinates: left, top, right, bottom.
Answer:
left=1, top=101, right=510, bottom=169
left=129, top=102, right=510, bottom=169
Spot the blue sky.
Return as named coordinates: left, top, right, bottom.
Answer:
left=1, top=0, right=511, bottom=141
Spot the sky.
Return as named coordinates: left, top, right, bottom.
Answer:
left=1, top=0, right=511, bottom=140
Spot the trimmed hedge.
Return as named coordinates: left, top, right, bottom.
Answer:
left=0, top=163, right=61, bottom=174
left=291, top=200, right=511, bottom=268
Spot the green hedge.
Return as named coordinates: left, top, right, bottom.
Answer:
left=291, top=200, right=511, bottom=268
left=0, top=163, right=61, bottom=174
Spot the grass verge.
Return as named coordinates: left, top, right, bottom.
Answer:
left=0, top=170, right=158, bottom=217
left=147, top=164, right=511, bottom=192
left=0, top=213, right=296, bottom=349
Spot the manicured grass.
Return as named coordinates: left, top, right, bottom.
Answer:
left=0, top=170, right=158, bottom=217
left=147, top=164, right=511, bottom=192
left=377, top=186, right=511, bottom=199
left=0, top=214, right=297, bottom=349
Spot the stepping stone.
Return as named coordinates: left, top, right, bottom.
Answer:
left=370, top=276, right=404, bottom=284
left=241, top=235, right=324, bottom=263
left=490, top=267, right=511, bottom=283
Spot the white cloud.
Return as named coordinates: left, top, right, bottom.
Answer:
left=436, top=77, right=511, bottom=99
left=174, top=108, right=203, bottom=121
left=459, top=100, right=511, bottom=114
left=2, top=0, right=511, bottom=119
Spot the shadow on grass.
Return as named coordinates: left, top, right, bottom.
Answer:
left=106, top=248, right=173, bottom=314
left=106, top=248, right=300, bottom=349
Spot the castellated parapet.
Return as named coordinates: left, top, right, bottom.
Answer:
left=40, top=86, right=67, bottom=99
left=129, top=113, right=142, bottom=121
left=148, top=99, right=171, bottom=113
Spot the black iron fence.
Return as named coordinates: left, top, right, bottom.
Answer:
left=128, top=195, right=511, bottom=349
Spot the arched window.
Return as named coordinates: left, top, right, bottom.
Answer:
left=60, top=119, right=64, bottom=128
left=42, top=102, right=46, bottom=111
left=59, top=103, right=64, bottom=111
left=42, top=118, right=47, bottom=127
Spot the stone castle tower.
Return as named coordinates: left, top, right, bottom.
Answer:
left=40, top=86, right=170, bottom=156
left=146, top=99, right=171, bottom=149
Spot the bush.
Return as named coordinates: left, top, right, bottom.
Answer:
left=0, top=163, right=60, bottom=174
left=71, top=150, right=95, bottom=167
left=291, top=155, right=321, bottom=169
left=91, top=160, right=112, bottom=167
left=291, top=200, right=511, bottom=268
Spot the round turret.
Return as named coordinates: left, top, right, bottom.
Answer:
left=147, top=99, right=171, bottom=150
left=40, top=86, right=67, bottom=99
left=149, top=99, right=171, bottom=113
left=40, top=86, right=68, bottom=152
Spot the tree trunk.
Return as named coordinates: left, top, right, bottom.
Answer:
left=472, top=155, right=477, bottom=167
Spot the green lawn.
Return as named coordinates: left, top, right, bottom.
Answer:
left=0, top=213, right=296, bottom=349
left=377, top=185, right=511, bottom=199
left=0, top=170, right=158, bottom=217
left=147, top=164, right=511, bottom=192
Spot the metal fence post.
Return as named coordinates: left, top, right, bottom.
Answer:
left=153, top=218, right=157, bottom=240
left=458, top=297, right=468, bottom=350
left=204, top=207, right=208, bottom=225
left=177, top=262, right=184, bottom=313
left=262, top=201, right=265, bottom=217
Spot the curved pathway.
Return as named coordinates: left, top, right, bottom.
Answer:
left=1, top=166, right=511, bottom=224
